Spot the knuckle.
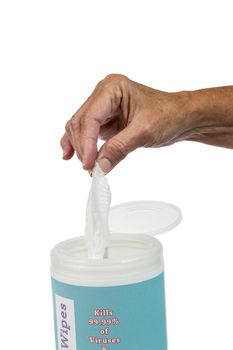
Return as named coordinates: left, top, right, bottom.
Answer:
left=94, top=74, right=130, bottom=99
left=70, top=116, right=79, bottom=130
left=60, top=137, right=66, bottom=148
left=95, top=79, right=104, bottom=89
left=103, top=74, right=129, bottom=87
left=79, top=113, right=89, bottom=129
left=106, top=138, right=128, bottom=161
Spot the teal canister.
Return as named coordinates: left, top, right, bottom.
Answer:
left=51, top=201, right=182, bottom=350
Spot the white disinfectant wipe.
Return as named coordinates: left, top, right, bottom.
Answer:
left=85, top=163, right=112, bottom=259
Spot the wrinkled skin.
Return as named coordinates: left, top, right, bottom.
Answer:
left=61, top=74, right=233, bottom=173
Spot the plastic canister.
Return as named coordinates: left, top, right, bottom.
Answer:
left=51, top=200, right=182, bottom=350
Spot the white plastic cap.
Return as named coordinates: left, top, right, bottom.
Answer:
left=109, top=200, right=182, bottom=236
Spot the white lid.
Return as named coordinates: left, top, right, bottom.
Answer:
left=109, top=200, right=182, bottom=236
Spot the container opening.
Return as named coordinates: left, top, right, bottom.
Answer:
left=51, top=234, right=163, bottom=286
left=56, top=234, right=160, bottom=261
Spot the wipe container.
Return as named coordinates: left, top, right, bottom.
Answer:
left=51, top=200, right=182, bottom=350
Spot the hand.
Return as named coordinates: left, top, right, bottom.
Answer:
left=60, top=74, right=233, bottom=173
left=61, top=74, right=191, bottom=173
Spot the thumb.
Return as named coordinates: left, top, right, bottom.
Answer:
left=97, top=124, right=142, bottom=173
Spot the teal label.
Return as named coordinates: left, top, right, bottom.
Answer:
left=52, top=273, right=167, bottom=350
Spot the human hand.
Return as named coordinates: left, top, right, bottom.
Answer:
left=60, top=74, right=233, bottom=173
left=60, top=74, right=192, bottom=173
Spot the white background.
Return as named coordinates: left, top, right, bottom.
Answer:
left=0, top=0, right=233, bottom=349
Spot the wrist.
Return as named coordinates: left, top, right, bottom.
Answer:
left=177, top=90, right=208, bottom=129
left=175, top=88, right=227, bottom=141
left=179, top=86, right=233, bottom=126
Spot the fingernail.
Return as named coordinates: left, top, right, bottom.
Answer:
left=98, top=158, right=112, bottom=174
left=63, top=150, right=68, bottom=158
left=88, top=169, right=93, bottom=177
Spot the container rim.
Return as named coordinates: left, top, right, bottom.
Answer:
left=51, top=234, right=164, bottom=287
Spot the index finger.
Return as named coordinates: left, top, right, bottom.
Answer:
left=70, top=76, right=124, bottom=170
